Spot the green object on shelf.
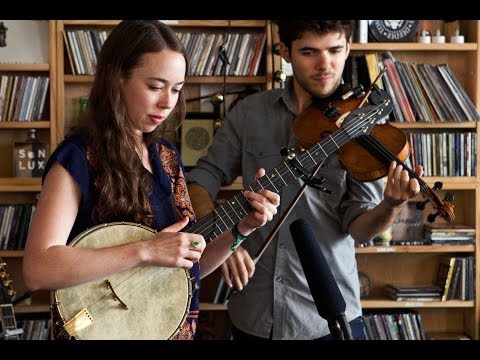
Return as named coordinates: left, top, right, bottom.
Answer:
left=79, top=96, right=88, bottom=113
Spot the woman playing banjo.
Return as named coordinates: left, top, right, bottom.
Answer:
left=22, top=20, right=279, bottom=340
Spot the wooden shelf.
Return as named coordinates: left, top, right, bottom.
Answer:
left=421, top=177, right=477, bottom=190
left=62, top=20, right=266, bottom=28
left=356, top=245, right=475, bottom=254
left=62, top=20, right=122, bottom=26
left=390, top=121, right=477, bottom=129
left=14, top=304, right=50, bottom=314
left=0, top=63, right=49, bottom=71
left=0, top=178, right=42, bottom=192
left=362, top=299, right=474, bottom=308
left=427, top=331, right=472, bottom=340
left=0, top=250, right=24, bottom=257
left=187, top=76, right=267, bottom=84
left=351, top=43, right=477, bottom=51
left=64, top=75, right=267, bottom=84
left=0, top=121, right=50, bottom=129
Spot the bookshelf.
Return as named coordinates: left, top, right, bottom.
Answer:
left=0, top=20, right=57, bottom=319
left=351, top=20, right=480, bottom=340
left=56, top=20, right=276, bottom=141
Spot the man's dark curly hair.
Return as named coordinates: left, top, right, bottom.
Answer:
left=275, top=19, right=355, bottom=49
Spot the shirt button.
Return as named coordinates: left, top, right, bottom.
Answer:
left=276, top=277, right=283, bottom=282
left=279, top=244, right=285, bottom=249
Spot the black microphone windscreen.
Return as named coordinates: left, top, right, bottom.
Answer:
left=290, top=218, right=346, bottom=321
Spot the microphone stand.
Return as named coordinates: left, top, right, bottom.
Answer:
left=223, top=160, right=326, bottom=302
left=328, top=320, right=345, bottom=340
left=329, top=313, right=353, bottom=340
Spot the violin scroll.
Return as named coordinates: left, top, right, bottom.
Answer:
left=416, top=181, right=455, bottom=223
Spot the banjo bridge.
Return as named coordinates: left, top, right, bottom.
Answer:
left=105, top=279, right=129, bottom=310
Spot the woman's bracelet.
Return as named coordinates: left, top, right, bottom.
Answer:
left=231, top=222, right=248, bottom=252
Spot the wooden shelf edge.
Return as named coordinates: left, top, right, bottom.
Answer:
left=62, top=20, right=121, bottom=26
left=422, top=177, right=477, bottom=190
left=362, top=299, right=474, bottom=308
left=64, top=74, right=94, bottom=83
left=188, top=76, right=267, bottom=84
left=351, top=43, right=477, bottom=51
left=0, top=121, right=50, bottom=129
left=14, top=304, right=50, bottom=314
left=0, top=178, right=42, bottom=192
left=427, top=331, right=472, bottom=340
left=0, top=63, right=49, bottom=71
left=65, top=75, right=267, bottom=84
left=62, top=20, right=266, bottom=27
left=0, top=250, right=24, bottom=257
left=356, top=244, right=475, bottom=254
left=391, top=121, right=477, bottom=129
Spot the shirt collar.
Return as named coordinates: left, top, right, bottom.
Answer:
left=277, top=76, right=297, bottom=116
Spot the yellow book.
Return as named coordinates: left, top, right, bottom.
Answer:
left=435, top=256, right=456, bottom=301
left=364, top=52, right=383, bottom=89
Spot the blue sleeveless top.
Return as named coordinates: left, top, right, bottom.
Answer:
left=44, top=134, right=200, bottom=340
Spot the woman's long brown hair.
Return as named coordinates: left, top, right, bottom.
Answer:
left=85, top=20, right=187, bottom=225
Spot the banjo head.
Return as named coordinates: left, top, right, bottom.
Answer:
left=54, top=222, right=192, bottom=340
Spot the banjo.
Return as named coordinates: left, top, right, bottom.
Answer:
left=53, top=96, right=392, bottom=340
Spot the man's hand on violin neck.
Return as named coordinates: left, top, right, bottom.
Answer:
left=383, top=161, right=422, bottom=207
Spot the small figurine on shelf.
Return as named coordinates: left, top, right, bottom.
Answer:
left=450, top=28, right=465, bottom=43
left=432, top=29, right=446, bottom=43
left=417, top=29, right=431, bottom=43
left=13, top=129, right=49, bottom=178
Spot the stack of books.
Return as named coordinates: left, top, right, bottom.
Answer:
left=424, top=223, right=475, bottom=245
left=385, top=284, right=443, bottom=301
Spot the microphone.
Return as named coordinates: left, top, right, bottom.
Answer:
left=290, top=218, right=353, bottom=340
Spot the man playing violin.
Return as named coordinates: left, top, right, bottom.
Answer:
left=187, top=19, right=423, bottom=340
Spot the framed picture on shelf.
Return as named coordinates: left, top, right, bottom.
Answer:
left=0, top=20, right=49, bottom=64
left=368, top=20, right=419, bottom=42
left=181, top=112, right=215, bottom=170
left=13, top=130, right=49, bottom=178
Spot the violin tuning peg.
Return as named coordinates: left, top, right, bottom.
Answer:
left=444, top=192, right=454, bottom=202
left=433, top=181, right=443, bottom=191
left=324, top=107, right=338, bottom=119
left=427, top=212, right=439, bottom=223
left=416, top=200, right=428, bottom=210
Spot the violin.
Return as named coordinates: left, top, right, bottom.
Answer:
left=292, top=83, right=455, bottom=223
